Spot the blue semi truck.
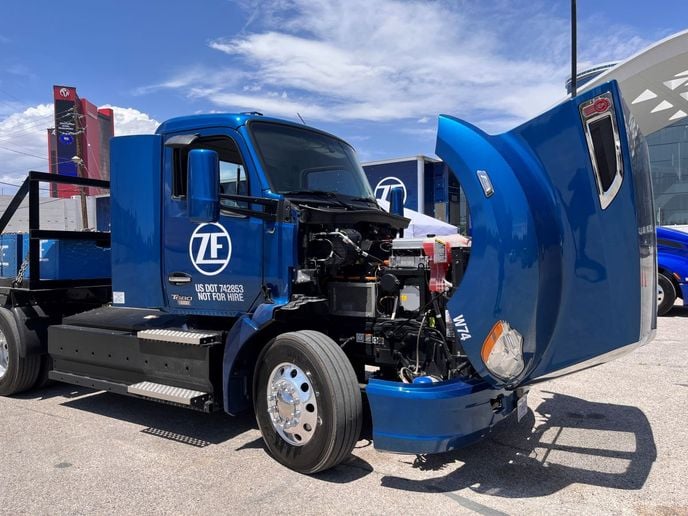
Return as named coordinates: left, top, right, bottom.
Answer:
left=0, top=81, right=656, bottom=473
left=657, top=226, right=688, bottom=315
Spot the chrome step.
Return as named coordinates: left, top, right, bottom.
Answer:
left=137, top=328, right=221, bottom=345
left=127, top=381, right=209, bottom=406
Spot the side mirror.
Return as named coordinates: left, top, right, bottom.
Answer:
left=389, top=186, right=404, bottom=216
left=188, top=149, right=220, bottom=223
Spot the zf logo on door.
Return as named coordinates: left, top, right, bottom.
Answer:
left=189, top=223, right=232, bottom=276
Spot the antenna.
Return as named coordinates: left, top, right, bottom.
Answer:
left=297, top=112, right=306, bottom=125
left=570, top=0, right=577, bottom=98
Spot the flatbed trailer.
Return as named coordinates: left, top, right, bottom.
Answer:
left=0, top=172, right=112, bottom=393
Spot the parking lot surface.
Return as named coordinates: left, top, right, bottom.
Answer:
left=1, top=307, right=687, bottom=515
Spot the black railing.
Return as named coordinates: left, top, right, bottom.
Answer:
left=0, top=171, right=111, bottom=290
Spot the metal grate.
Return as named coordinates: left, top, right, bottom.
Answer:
left=127, top=381, right=208, bottom=406
left=137, top=328, right=220, bottom=345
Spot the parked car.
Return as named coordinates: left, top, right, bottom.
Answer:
left=657, top=226, right=688, bottom=315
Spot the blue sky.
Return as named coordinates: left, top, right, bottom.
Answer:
left=0, top=0, right=686, bottom=187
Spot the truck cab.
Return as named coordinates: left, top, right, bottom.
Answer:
left=0, top=80, right=656, bottom=474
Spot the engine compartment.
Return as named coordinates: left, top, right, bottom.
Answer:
left=289, top=208, right=474, bottom=385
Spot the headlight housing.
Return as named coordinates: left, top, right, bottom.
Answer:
left=481, top=320, right=525, bottom=380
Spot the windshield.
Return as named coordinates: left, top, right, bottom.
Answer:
left=249, top=122, right=375, bottom=200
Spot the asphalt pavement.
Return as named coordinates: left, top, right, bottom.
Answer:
left=1, top=305, right=687, bottom=515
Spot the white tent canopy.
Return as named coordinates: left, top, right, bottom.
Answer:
left=377, top=199, right=459, bottom=237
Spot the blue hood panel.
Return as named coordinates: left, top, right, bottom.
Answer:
left=436, top=81, right=656, bottom=387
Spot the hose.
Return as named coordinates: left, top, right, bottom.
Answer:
left=415, top=311, right=428, bottom=373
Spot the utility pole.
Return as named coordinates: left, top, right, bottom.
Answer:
left=70, top=104, right=89, bottom=230
left=71, top=156, right=89, bottom=230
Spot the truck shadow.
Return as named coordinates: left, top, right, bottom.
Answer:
left=52, top=382, right=377, bottom=482
left=664, top=304, right=688, bottom=317
left=45, top=384, right=258, bottom=447
left=19, top=384, right=656, bottom=491
left=379, top=392, right=657, bottom=498
left=14, top=382, right=96, bottom=401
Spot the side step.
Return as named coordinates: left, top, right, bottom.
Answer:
left=137, top=328, right=222, bottom=345
left=48, top=371, right=214, bottom=412
left=127, top=381, right=210, bottom=406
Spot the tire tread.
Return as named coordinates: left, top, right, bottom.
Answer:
left=255, top=330, right=362, bottom=473
left=0, top=307, right=41, bottom=396
left=298, top=330, right=361, bottom=471
left=658, top=273, right=677, bottom=316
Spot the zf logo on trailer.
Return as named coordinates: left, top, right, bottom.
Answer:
left=189, top=223, right=232, bottom=276
left=374, top=176, right=407, bottom=204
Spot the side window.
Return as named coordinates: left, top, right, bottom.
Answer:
left=172, top=149, right=188, bottom=198
left=171, top=135, right=249, bottom=210
left=220, top=161, right=249, bottom=209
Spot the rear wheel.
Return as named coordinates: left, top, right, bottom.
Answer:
left=657, top=273, right=677, bottom=316
left=0, top=307, right=41, bottom=396
left=254, top=330, right=362, bottom=474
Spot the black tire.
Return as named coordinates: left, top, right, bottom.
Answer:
left=658, top=273, right=677, bottom=316
left=33, top=354, right=54, bottom=390
left=253, top=330, right=362, bottom=474
left=0, top=307, right=41, bottom=396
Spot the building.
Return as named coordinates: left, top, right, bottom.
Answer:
left=647, top=118, right=688, bottom=225
left=565, top=63, right=617, bottom=95
left=362, top=156, right=469, bottom=233
left=47, top=85, right=114, bottom=198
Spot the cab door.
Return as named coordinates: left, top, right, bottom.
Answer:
left=438, top=80, right=656, bottom=387
left=162, top=130, right=264, bottom=316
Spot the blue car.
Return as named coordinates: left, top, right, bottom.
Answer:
left=657, top=226, right=688, bottom=315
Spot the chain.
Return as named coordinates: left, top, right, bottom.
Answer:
left=12, top=253, right=30, bottom=288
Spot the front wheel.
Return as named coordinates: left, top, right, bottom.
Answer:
left=254, top=330, right=362, bottom=474
left=657, top=273, right=677, bottom=316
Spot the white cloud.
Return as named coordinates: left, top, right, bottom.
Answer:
left=138, top=0, right=656, bottom=131
left=0, top=104, right=53, bottom=186
left=399, top=126, right=437, bottom=138
left=0, top=104, right=158, bottom=187
left=100, top=105, right=159, bottom=136
left=132, top=67, right=249, bottom=96
left=577, top=24, right=653, bottom=67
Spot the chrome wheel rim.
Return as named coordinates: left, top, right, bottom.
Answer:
left=266, top=362, right=318, bottom=446
left=657, top=283, right=665, bottom=305
left=0, top=327, right=8, bottom=380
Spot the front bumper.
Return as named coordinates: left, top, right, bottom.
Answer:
left=366, top=377, right=519, bottom=454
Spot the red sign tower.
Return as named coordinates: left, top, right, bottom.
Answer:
left=47, top=85, right=114, bottom=198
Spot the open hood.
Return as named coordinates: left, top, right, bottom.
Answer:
left=437, top=81, right=656, bottom=388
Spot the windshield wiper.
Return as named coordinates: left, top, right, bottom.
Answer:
left=347, top=196, right=378, bottom=204
left=282, top=190, right=351, bottom=208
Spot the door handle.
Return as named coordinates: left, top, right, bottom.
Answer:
left=168, top=272, right=192, bottom=285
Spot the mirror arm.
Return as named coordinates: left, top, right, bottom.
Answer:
left=219, top=195, right=288, bottom=223
left=219, top=193, right=279, bottom=207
